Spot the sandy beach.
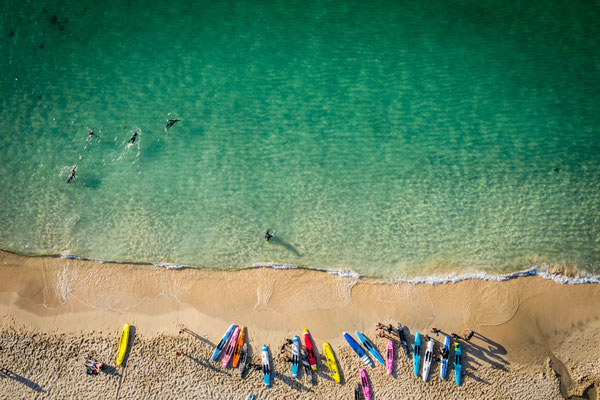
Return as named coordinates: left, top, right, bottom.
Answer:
left=0, top=250, right=599, bottom=399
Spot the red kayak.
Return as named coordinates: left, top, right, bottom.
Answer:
left=303, top=329, right=317, bottom=370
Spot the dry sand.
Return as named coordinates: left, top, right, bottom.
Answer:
left=0, top=250, right=599, bottom=399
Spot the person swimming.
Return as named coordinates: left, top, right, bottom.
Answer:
left=165, top=118, right=179, bottom=131
left=67, top=167, right=76, bottom=183
left=263, top=230, right=272, bottom=241
left=128, top=131, right=138, bottom=144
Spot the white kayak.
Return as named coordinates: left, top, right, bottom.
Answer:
left=421, top=338, right=434, bottom=382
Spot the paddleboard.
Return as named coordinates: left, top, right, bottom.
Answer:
left=116, top=323, right=130, bottom=366
left=397, top=323, right=410, bottom=357
left=360, top=368, right=371, bottom=400
left=303, top=329, right=317, bottom=371
left=343, top=332, right=372, bottom=366
left=386, top=339, right=394, bottom=376
left=323, top=341, right=341, bottom=383
left=301, top=348, right=313, bottom=383
left=355, top=331, right=385, bottom=366
left=413, top=332, right=421, bottom=377
left=262, top=344, right=271, bottom=388
left=422, top=338, right=434, bottom=381
left=239, top=343, right=248, bottom=378
left=440, top=336, right=450, bottom=379
left=246, top=395, right=255, bottom=400
left=222, top=326, right=240, bottom=368
left=454, top=342, right=462, bottom=386
left=211, top=324, right=236, bottom=361
left=232, top=326, right=246, bottom=368
left=291, top=335, right=299, bottom=378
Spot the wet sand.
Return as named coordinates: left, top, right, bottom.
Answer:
left=0, top=250, right=599, bottom=399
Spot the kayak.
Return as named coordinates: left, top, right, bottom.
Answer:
left=343, top=332, right=372, bottom=366
left=222, top=326, right=240, bottom=368
left=354, top=382, right=360, bottom=400
left=291, top=335, right=300, bottom=378
left=355, top=331, right=385, bottom=366
left=323, top=341, right=341, bottom=383
left=454, top=342, right=462, bottom=386
left=303, top=329, right=317, bottom=370
left=422, top=338, right=434, bottom=381
left=116, top=323, right=130, bottom=366
left=440, top=336, right=450, bottom=379
left=211, top=324, right=236, bottom=361
left=386, top=339, right=394, bottom=376
left=301, top=348, right=313, bottom=383
left=232, top=326, right=246, bottom=368
left=239, top=343, right=248, bottom=378
left=413, top=332, right=421, bottom=376
left=397, top=323, right=410, bottom=357
left=262, top=344, right=272, bottom=388
left=360, top=368, right=372, bottom=400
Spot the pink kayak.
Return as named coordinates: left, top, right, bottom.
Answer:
left=222, top=326, right=240, bottom=368
left=386, top=339, right=394, bottom=376
left=360, top=368, right=371, bottom=400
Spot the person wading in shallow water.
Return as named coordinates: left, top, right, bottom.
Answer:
left=263, top=230, right=272, bottom=241
left=67, top=167, right=76, bottom=183
left=128, top=131, right=138, bottom=144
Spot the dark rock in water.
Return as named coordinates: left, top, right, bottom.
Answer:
left=38, top=43, right=44, bottom=49
left=49, top=15, right=58, bottom=25
left=8, top=29, right=15, bottom=38
left=38, top=95, right=43, bottom=100
left=553, top=167, right=559, bottom=173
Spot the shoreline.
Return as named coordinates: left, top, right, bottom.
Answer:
left=1, top=250, right=599, bottom=399
left=2, top=248, right=600, bottom=286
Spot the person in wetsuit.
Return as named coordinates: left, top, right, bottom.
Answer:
left=264, top=230, right=272, bottom=241
left=67, top=168, right=76, bottom=183
left=128, top=131, right=138, bottom=143
left=165, top=118, right=179, bottom=131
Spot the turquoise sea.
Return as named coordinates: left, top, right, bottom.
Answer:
left=1, top=0, right=599, bottom=280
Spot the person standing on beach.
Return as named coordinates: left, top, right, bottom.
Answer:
left=464, top=330, right=474, bottom=341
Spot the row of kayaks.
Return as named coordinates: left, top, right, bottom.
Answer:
left=211, top=322, right=463, bottom=391
left=410, top=331, right=462, bottom=385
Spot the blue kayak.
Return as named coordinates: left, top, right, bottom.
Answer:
left=454, top=342, right=462, bottom=386
left=440, top=336, right=450, bottom=379
left=355, top=331, right=385, bottom=366
left=413, top=332, right=421, bottom=376
left=211, top=324, right=236, bottom=361
left=343, top=332, right=372, bottom=366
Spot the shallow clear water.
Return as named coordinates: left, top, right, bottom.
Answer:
left=1, top=0, right=599, bottom=278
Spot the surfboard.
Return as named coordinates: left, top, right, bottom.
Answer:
left=355, top=331, right=385, bottom=366
left=422, top=337, right=434, bottom=381
left=386, top=339, right=394, bottom=376
left=116, top=323, right=130, bottom=366
left=211, top=324, right=236, bottom=361
left=303, top=329, right=317, bottom=371
left=343, top=332, right=372, bottom=366
left=232, top=326, right=246, bottom=368
left=413, top=332, right=421, bottom=377
left=262, top=344, right=272, bottom=388
left=397, top=323, right=410, bottom=357
left=239, top=343, right=248, bottom=378
left=454, top=342, right=462, bottom=386
left=291, top=335, right=300, bottom=378
left=323, top=341, right=341, bottom=383
left=440, top=336, right=450, bottom=379
left=222, top=326, right=240, bottom=368
left=360, top=368, right=372, bottom=400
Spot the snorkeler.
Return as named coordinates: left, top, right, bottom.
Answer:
left=165, top=118, right=179, bottom=131
left=128, top=131, right=138, bottom=144
left=264, top=230, right=272, bottom=242
left=67, top=167, right=76, bottom=183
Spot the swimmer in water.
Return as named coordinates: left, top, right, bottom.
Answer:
left=165, top=118, right=179, bottom=131
left=128, top=131, right=138, bottom=144
left=264, top=230, right=272, bottom=241
left=67, top=167, right=76, bottom=183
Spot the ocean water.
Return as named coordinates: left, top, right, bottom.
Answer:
left=1, top=0, right=599, bottom=280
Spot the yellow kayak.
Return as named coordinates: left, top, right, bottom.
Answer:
left=323, top=341, right=341, bottom=383
left=116, top=323, right=130, bottom=366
